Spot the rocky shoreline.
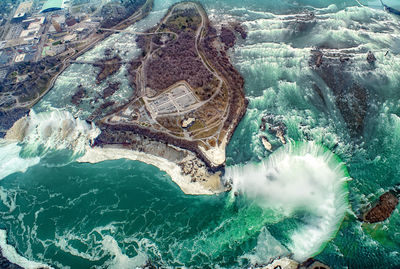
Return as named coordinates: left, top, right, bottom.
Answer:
left=94, top=121, right=226, bottom=173
left=79, top=142, right=226, bottom=195
left=0, top=248, right=24, bottom=269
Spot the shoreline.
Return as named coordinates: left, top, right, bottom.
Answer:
left=77, top=145, right=225, bottom=196
left=0, top=230, right=53, bottom=269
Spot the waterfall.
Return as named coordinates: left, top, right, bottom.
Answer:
left=225, top=142, right=350, bottom=261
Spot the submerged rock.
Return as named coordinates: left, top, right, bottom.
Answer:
left=71, top=85, right=87, bottom=106
left=220, top=26, right=236, bottom=49
left=300, top=258, right=330, bottom=269
left=260, top=114, right=287, bottom=144
left=260, top=135, right=273, bottom=152
left=363, top=192, right=399, bottom=223
left=233, top=22, right=248, bottom=39
left=367, top=51, right=376, bottom=64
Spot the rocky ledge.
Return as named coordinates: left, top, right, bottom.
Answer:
left=362, top=191, right=399, bottom=223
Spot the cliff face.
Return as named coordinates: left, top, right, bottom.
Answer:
left=363, top=192, right=399, bottom=223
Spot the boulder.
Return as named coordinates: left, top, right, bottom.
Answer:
left=367, top=51, right=376, bottom=64
left=363, top=192, right=399, bottom=223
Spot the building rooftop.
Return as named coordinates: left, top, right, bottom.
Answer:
left=13, top=1, right=33, bottom=19
left=41, top=0, right=64, bottom=13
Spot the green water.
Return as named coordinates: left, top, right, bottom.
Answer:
left=0, top=142, right=349, bottom=268
left=1, top=0, right=400, bottom=268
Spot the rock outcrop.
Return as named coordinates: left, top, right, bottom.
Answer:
left=363, top=192, right=399, bottom=223
left=366, top=51, right=376, bottom=64
left=260, top=114, right=287, bottom=145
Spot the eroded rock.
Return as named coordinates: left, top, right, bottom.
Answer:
left=363, top=192, right=399, bottom=223
left=367, top=51, right=376, bottom=64
left=260, top=114, right=287, bottom=145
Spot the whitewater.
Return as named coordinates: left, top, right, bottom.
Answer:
left=0, top=0, right=399, bottom=268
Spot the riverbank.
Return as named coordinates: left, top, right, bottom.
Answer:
left=77, top=145, right=225, bottom=195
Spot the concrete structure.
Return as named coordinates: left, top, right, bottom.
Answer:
left=41, top=0, right=64, bottom=13
left=146, top=83, right=199, bottom=116
left=14, top=54, right=26, bottom=63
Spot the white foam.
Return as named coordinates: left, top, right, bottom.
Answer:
left=241, top=227, right=290, bottom=265
left=53, top=223, right=153, bottom=268
left=0, top=140, right=40, bottom=180
left=0, top=110, right=100, bottom=180
left=101, top=235, right=148, bottom=269
left=21, top=110, right=100, bottom=156
left=225, top=142, right=349, bottom=261
left=0, top=187, right=17, bottom=212
left=0, top=229, right=53, bottom=269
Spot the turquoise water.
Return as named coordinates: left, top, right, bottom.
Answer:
left=1, top=0, right=400, bottom=268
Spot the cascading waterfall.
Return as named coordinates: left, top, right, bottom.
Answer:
left=19, top=110, right=100, bottom=156
left=225, top=142, right=350, bottom=262
left=0, top=109, right=100, bottom=181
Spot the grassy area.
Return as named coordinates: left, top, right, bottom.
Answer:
left=193, top=124, right=221, bottom=139
left=188, top=119, right=205, bottom=132
left=52, top=41, right=62, bottom=46
left=164, top=8, right=201, bottom=33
